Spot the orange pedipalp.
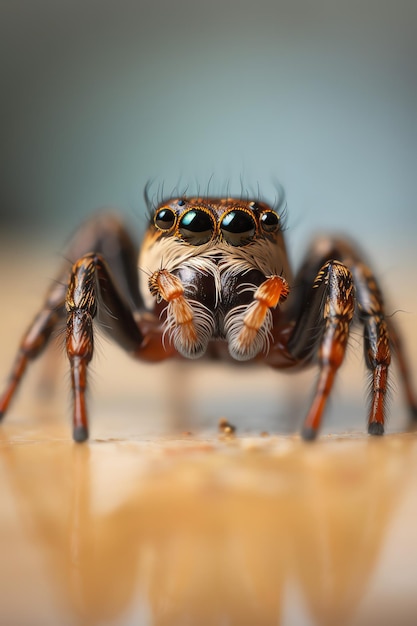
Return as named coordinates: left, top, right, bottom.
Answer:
left=254, top=275, right=290, bottom=309
left=236, top=275, right=289, bottom=351
left=149, top=269, right=198, bottom=344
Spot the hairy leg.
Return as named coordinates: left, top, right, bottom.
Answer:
left=284, top=236, right=415, bottom=437
left=0, top=213, right=147, bottom=439
left=0, top=280, right=67, bottom=419
left=65, top=253, right=145, bottom=441
left=288, top=260, right=355, bottom=439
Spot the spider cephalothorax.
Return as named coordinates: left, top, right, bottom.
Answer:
left=0, top=193, right=416, bottom=441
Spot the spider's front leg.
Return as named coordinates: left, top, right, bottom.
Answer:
left=289, top=260, right=356, bottom=440
left=65, top=253, right=146, bottom=441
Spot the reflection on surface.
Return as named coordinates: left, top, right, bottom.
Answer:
left=0, top=427, right=416, bottom=626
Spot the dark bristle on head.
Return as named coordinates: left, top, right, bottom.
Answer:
left=144, top=179, right=155, bottom=207
left=368, top=422, right=384, bottom=436
left=73, top=425, right=89, bottom=443
left=143, top=179, right=288, bottom=231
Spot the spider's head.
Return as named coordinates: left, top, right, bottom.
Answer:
left=148, top=197, right=282, bottom=247
left=140, top=196, right=291, bottom=360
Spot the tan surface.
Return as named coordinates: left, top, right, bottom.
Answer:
left=1, top=242, right=417, bottom=626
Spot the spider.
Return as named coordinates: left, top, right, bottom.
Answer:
left=0, top=194, right=416, bottom=442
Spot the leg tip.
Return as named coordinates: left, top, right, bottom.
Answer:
left=368, top=422, right=384, bottom=436
left=410, top=405, right=417, bottom=421
left=301, top=426, right=318, bottom=441
left=73, top=425, right=89, bottom=443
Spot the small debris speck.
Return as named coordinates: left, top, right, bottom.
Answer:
left=218, top=418, right=236, bottom=436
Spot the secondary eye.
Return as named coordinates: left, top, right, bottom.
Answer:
left=220, top=210, right=256, bottom=246
left=154, top=207, right=176, bottom=231
left=178, top=208, right=215, bottom=245
left=260, top=211, right=279, bottom=233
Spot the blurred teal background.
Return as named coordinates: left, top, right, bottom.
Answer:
left=1, top=0, right=416, bottom=269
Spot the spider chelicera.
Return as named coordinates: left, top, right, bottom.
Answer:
left=1, top=194, right=416, bottom=441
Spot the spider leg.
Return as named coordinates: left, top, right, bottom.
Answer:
left=0, top=213, right=157, bottom=441
left=348, top=259, right=391, bottom=435
left=65, top=252, right=145, bottom=441
left=386, top=320, right=417, bottom=420
left=285, top=236, right=415, bottom=438
left=0, top=280, right=67, bottom=420
left=287, top=260, right=355, bottom=440
left=331, top=240, right=417, bottom=427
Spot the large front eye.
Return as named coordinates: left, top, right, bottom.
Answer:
left=220, top=210, right=256, bottom=246
left=154, top=207, right=176, bottom=232
left=178, top=208, right=215, bottom=245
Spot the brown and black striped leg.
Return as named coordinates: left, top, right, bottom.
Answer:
left=351, top=262, right=397, bottom=434
left=350, top=248, right=417, bottom=424
left=0, top=281, right=67, bottom=419
left=288, top=236, right=410, bottom=436
left=0, top=213, right=146, bottom=439
left=65, top=253, right=145, bottom=442
left=364, top=315, right=390, bottom=435
left=288, top=260, right=355, bottom=440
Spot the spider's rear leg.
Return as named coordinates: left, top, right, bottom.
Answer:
left=386, top=321, right=417, bottom=421
left=350, top=261, right=414, bottom=433
left=0, top=281, right=67, bottom=419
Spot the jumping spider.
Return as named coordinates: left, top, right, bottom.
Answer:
left=1, top=194, right=416, bottom=441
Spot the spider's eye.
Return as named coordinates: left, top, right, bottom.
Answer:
left=260, top=211, right=279, bottom=233
left=220, top=210, right=256, bottom=246
left=154, top=207, right=176, bottom=231
left=178, top=209, right=215, bottom=245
